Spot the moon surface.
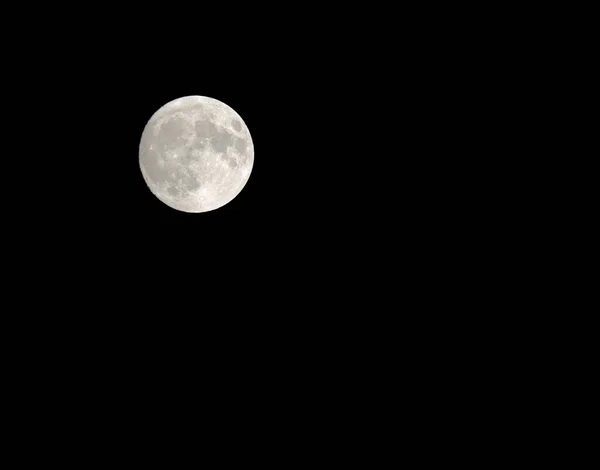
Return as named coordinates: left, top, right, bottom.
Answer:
left=139, top=95, right=254, bottom=212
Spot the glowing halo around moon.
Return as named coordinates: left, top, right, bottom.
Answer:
left=139, top=95, right=254, bottom=213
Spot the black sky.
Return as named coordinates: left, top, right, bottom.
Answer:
left=0, top=6, right=530, bottom=394
left=10, top=5, right=489, bottom=322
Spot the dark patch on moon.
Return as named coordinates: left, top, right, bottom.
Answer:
left=222, top=154, right=238, bottom=168
left=158, top=117, right=188, bottom=149
left=234, top=138, right=247, bottom=155
left=195, top=118, right=241, bottom=155
left=211, top=130, right=234, bottom=154
left=231, top=119, right=242, bottom=132
left=195, top=119, right=218, bottom=139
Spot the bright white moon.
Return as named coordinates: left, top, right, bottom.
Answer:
left=139, top=95, right=254, bottom=212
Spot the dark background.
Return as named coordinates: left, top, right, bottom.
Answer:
left=1, top=7, right=548, bottom=446
left=13, top=10, right=397, bottom=318
left=0, top=8, right=572, bottom=460
left=11, top=9, right=482, bottom=307
left=6, top=5, right=521, bottom=335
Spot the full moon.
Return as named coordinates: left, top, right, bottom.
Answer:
left=139, top=95, right=254, bottom=213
